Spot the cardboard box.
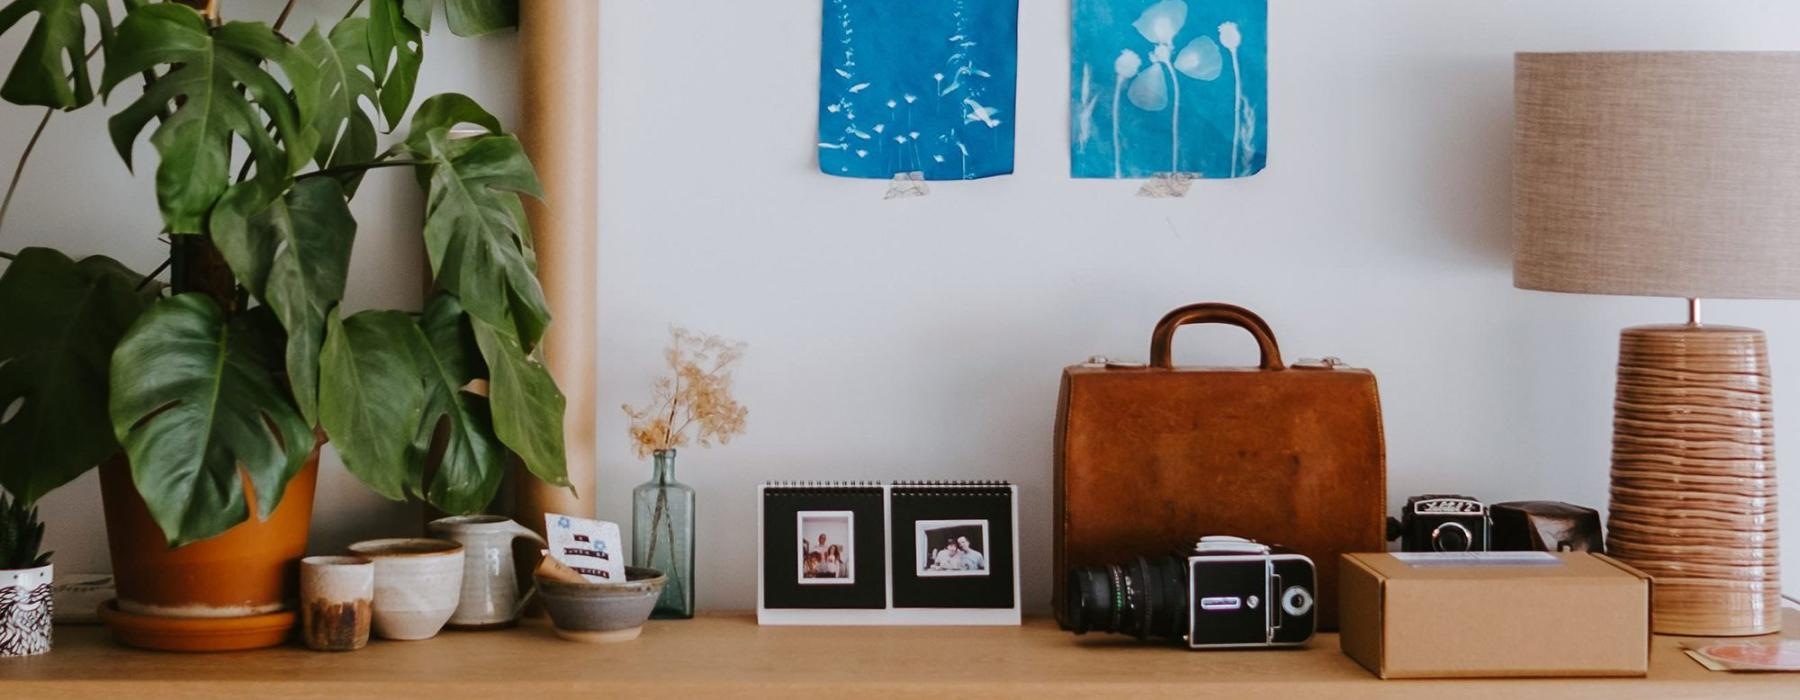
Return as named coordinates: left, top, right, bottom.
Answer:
left=1338, top=552, right=1650, bottom=679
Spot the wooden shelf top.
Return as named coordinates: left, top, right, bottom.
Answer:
left=5, top=611, right=1800, bottom=698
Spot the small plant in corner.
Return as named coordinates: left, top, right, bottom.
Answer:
left=0, top=492, right=53, bottom=657
left=0, top=494, right=50, bottom=571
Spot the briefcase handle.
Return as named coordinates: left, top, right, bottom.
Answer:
left=1148, top=303, right=1285, bottom=371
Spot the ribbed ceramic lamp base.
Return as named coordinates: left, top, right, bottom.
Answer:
left=1606, top=324, right=1781, bottom=637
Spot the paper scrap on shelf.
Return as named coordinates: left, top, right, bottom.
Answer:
left=545, top=513, right=626, bottom=582
left=1684, top=641, right=1800, bottom=672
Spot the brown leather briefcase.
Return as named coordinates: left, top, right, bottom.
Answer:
left=1053, top=303, right=1386, bottom=631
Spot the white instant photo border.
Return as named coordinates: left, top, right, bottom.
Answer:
left=796, top=510, right=856, bottom=585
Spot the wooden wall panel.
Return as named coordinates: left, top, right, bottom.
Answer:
left=517, top=0, right=600, bottom=527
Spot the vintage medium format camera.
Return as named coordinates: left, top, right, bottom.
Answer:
left=1064, top=536, right=1316, bottom=649
left=1491, top=501, right=1605, bottom=553
left=1387, top=494, right=1490, bottom=552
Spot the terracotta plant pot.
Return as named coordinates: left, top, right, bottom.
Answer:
left=99, top=448, right=319, bottom=631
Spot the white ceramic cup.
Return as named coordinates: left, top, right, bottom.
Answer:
left=300, top=556, right=373, bottom=651
left=346, top=538, right=465, bottom=641
left=428, top=515, right=547, bottom=629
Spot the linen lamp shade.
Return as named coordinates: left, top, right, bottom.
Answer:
left=1513, top=52, right=1798, bottom=637
left=1514, top=52, right=1800, bottom=299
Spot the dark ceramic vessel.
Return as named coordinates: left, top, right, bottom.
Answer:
left=536, top=566, right=667, bottom=643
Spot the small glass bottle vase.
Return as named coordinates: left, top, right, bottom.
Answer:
left=632, top=449, right=695, bottom=618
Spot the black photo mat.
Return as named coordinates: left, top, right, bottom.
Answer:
left=889, top=485, right=1015, bottom=609
left=761, top=487, right=886, bottom=609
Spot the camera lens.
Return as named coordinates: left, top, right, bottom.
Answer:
left=1281, top=586, right=1314, bottom=617
left=1064, top=556, right=1188, bottom=641
left=1431, top=522, right=1473, bottom=552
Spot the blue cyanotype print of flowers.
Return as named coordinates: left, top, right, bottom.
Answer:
left=817, top=0, right=1019, bottom=181
left=1070, top=0, right=1266, bottom=180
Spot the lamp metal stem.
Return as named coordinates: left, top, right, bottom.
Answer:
left=1687, top=298, right=1702, bottom=327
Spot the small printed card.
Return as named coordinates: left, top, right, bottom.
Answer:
left=545, top=513, right=626, bottom=582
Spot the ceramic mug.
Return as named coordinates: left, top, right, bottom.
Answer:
left=428, top=515, right=548, bottom=629
left=346, top=538, right=465, bottom=641
left=300, top=556, right=373, bottom=651
left=0, top=563, right=53, bottom=657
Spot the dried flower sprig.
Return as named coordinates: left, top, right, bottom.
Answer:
left=623, top=327, right=748, bottom=459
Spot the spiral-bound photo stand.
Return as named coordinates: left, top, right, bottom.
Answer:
left=757, top=482, right=1022, bottom=626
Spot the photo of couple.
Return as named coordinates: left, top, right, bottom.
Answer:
left=798, top=511, right=855, bottom=585
left=917, top=520, right=990, bottom=577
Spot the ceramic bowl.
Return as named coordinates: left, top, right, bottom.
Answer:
left=347, top=538, right=465, bottom=641
left=535, top=566, right=666, bottom=643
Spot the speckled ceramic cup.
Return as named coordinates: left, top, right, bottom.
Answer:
left=300, top=556, right=372, bottom=651
left=347, top=538, right=464, bottom=641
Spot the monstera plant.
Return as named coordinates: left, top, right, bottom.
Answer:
left=0, top=0, right=567, bottom=548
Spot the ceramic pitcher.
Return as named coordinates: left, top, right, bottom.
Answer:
left=428, top=515, right=547, bottom=629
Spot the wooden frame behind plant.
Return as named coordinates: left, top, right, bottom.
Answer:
left=0, top=0, right=570, bottom=545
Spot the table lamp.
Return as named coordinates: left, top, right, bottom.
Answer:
left=1514, top=52, right=1800, bottom=637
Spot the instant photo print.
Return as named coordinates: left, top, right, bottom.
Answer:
left=760, top=484, right=886, bottom=612
left=892, top=484, right=1015, bottom=610
left=758, top=481, right=1021, bottom=626
left=916, top=520, right=990, bottom=578
left=798, top=511, right=856, bottom=585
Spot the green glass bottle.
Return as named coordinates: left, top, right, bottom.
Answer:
left=632, top=449, right=695, bottom=618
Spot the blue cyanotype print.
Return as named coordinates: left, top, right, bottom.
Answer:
left=818, top=0, right=1019, bottom=181
left=1071, top=0, right=1267, bottom=179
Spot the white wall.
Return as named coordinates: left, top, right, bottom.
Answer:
left=10, top=1, right=1800, bottom=614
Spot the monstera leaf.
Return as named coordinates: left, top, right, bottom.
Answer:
left=384, top=0, right=516, bottom=44
left=209, top=178, right=356, bottom=427
left=402, top=94, right=549, bottom=350
left=445, top=0, right=517, bottom=37
left=297, top=18, right=378, bottom=174
left=0, top=0, right=112, bottom=109
left=0, top=248, right=150, bottom=504
left=101, top=3, right=316, bottom=233
left=319, top=308, right=429, bottom=502
left=319, top=295, right=510, bottom=514
left=109, top=294, right=312, bottom=546
left=367, top=0, right=422, bottom=129
left=416, top=295, right=514, bottom=510
left=401, top=0, right=432, bottom=30
left=471, top=316, right=566, bottom=491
